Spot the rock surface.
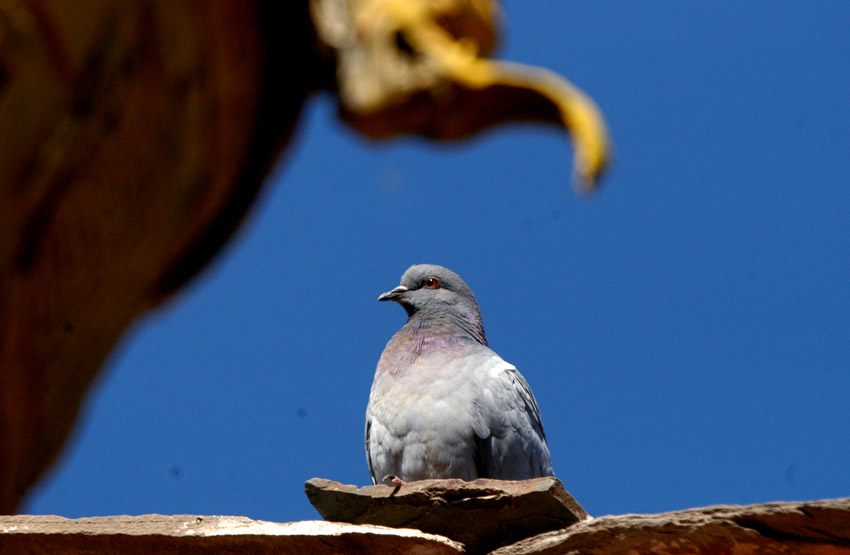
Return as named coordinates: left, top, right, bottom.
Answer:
left=2, top=497, right=848, bottom=553
left=0, top=514, right=463, bottom=554
left=492, top=497, right=850, bottom=555
left=305, top=477, right=588, bottom=554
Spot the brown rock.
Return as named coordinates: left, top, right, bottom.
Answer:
left=0, top=514, right=464, bottom=554
left=492, top=497, right=850, bottom=555
left=4, top=498, right=848, bottom=554
left=305, top=477, right=588, bottom=554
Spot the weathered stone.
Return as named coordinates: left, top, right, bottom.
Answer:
left=305, top=477, right=588, bottom=554
left=492, top=497, right=850, bottom=555
left=0, top=514, right=464, bottom=554
left=4, top=498, right=849, bottom=554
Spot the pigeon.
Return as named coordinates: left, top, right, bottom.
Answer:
left=365, top=264, right=554, bottom=485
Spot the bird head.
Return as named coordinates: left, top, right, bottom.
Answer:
left=379, top=264, right=487, bottom=344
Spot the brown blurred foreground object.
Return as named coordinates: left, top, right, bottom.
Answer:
left=0, top=0, right=611, bottom=513
left=2, top=489, right=847, bottom=554
left=310, top=0, right=611, bottom=189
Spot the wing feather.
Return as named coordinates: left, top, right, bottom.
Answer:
left=472, top=353, right=554, bottom=479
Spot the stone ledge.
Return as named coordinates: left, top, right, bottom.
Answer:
left=306, top=477, right=587, bottom=554
left=493, top=497, right=850, bottom=554
left=0, top=515, right=463, bottom=554
left=3, top=496, right=848, bottom=554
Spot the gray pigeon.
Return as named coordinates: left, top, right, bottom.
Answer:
left=365, top=264, right=554, bottom=484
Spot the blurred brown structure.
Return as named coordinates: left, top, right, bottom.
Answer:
left=0, top=0, right=610, bottom=513
left=0, top=0, right=325, bottom=515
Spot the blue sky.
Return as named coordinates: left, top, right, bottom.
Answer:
left=26, top=2, right=849, bottom=521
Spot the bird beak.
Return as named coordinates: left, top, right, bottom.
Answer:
left=378, top=285, right=408, bottom=302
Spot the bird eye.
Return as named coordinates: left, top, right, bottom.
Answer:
left=425, top=278, right=440, bottom=289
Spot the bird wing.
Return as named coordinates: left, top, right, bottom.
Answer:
left=472, top=353, right=554, bottom=479
left=364, top=416, right=378, bottom=484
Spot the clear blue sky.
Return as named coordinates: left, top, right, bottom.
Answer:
left=26, top=2, right=849, bottom=521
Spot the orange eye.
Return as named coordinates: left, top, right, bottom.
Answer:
left=425, top=278, right=440, bottom=289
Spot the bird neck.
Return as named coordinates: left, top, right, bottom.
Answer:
left=405, top=309, right=488, bottom=347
